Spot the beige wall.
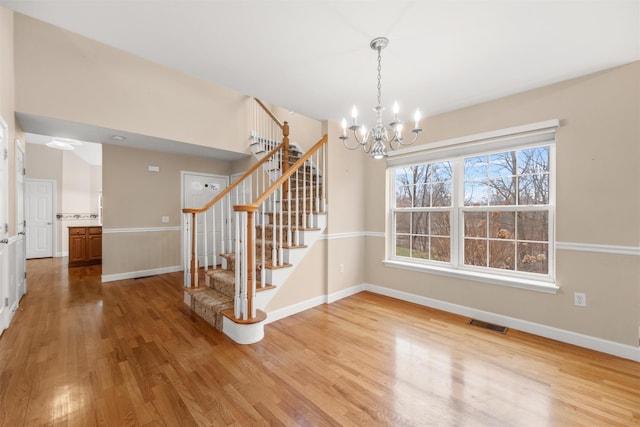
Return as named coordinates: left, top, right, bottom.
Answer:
left=101, top=144, right=232, bottom=276
left=61, top=150, right=93, bottom=213
left=271, top=105, right=324, bottom=152
left=325, top=120, right=367, bottom=295
left=13, top=13, right=251, bottom=156
left=364, top=62, right=640, bottom=346
left=103, top=230, right=181, bottom=277
left=266, top=242, right=327, bottom=311
left=0, top=7, right=17, bottom=236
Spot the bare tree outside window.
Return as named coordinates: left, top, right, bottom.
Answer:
left=393, top=145, right=551, bottom=277
left=394, top=162, right=452, bottom=262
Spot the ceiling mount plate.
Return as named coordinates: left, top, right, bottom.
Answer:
left=370, top=37, right=389, bottom=51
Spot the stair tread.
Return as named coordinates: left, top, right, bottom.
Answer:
left=206, top=266, right=275, bottom=288
left=264, top=263, right=292, bottom=270
left=191, top=288, right=233, bottom=306
left=281, top=244, right=308, bottom=249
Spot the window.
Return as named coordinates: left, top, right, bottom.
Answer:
left=394, top=161, right=452, bottom=262
left=387, top=121, right=557, bottom=290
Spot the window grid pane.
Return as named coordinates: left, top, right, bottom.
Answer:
left=392, top=144, right=552, bottom=279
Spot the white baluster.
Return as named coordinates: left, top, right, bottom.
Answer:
left=241, top=212, right=248, bottom=320
left=203, top=210, right=208, bottom=271
left=193, top=217, right=198, bottom=288
left=212, top=204, right=217, bottom=269
left=227, top=191, right=233, bottom=253
left=302, top=159, right=307, bottom=229
left=220, top=196, right=225, bottom=256
left=287, top=177, right=292, bottom=248
left=278, top=188, right=283, bottom=266
left=315, top=151, right=320, bottom=220
left=234, top=210, right=241, bottom=319
left=271, top=192, right=277, bottom=266
left=295, top=169, right=300, bottom=246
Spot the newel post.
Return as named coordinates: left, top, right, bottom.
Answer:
left=235, top=204, right=259, bottom=319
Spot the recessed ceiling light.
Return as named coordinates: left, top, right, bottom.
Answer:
left=46, top=137, right=82, bottom=150
left=111, top=135, right=126, bottom=141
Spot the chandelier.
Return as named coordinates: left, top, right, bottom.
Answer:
left=340, top=37, right=422, bottom=159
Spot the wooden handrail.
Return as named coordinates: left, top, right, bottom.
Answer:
left=252, top=134, right=328, bottom=207
left=254, top=98, right=284, bottom=130
left=182, top=140, right=287, bottom=215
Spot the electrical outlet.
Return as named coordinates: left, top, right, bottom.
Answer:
left=161, top=216, right=169, bottom=223
left=339, top=264, right=345, bottom=273
left=574, top=292, right=586, bottom=307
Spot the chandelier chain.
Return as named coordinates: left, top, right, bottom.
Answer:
left=376, top=47, right=382, bottom=107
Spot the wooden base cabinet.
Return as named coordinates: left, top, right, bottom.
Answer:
left=68, top=226, right=102, bottom=266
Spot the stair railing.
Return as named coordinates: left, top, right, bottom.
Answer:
left=232, top=134, right=328, bottom=321
left=182, top=97, right=328, bottom=327
left=181, top=98, right=289, bottom=288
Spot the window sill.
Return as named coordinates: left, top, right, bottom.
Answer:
left=382, top=259, right=559, bottom=294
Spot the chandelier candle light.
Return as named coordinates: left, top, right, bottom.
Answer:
left=340, top=37, right=422, bottom=159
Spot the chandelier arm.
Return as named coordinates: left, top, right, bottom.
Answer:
left=342, top=137, right=363, bottom=150
left=352, top=129, right=365, bottom=145
left=396, top=131, right=421, bottom=146
left=362, top=140, right=373, bottom=154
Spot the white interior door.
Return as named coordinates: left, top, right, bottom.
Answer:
left=0, top=117, right=9, bottom=332
left=15, top=144, right=26, bottom=297
left=26, top=179, right=54, bottom=259
left=183, top=173, right=227, bottom=268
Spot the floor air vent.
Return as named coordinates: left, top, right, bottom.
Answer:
left=468, top=319, right=508, bottom=334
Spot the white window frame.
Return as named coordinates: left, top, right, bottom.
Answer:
left=384, top=120, right=559, bottom=294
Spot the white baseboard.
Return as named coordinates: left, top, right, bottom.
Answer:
left=363, top=283, right=640, bottom=362
left=327, top=284, right=365, bottom=303
left=266, top=295, right=326, bottom=324
left=101, top=265, right=182, bottom=283
left=266, top=284, right=364, bottom=324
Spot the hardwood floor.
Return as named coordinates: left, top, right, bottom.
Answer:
left=0, top=258, right=638, bottom=426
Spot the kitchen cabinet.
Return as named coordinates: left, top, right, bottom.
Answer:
left=68, top=226, right=102, bottom=266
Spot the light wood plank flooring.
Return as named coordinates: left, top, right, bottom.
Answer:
left=0, top=258, right=638, bottom=426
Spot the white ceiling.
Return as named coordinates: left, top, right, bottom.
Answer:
left=3, top=1, right=639, bottom=152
